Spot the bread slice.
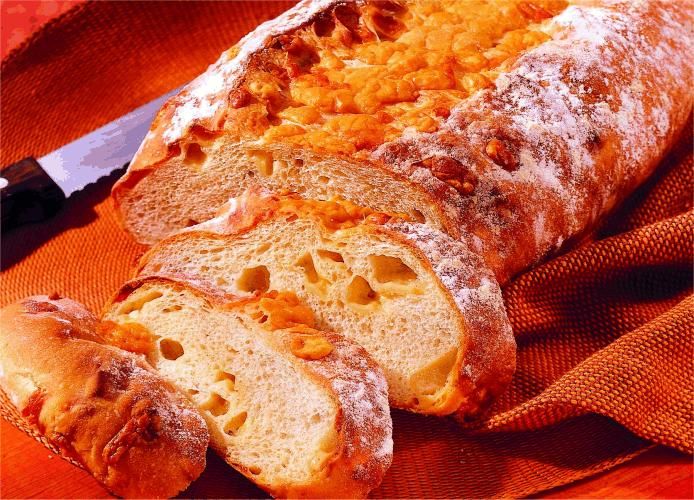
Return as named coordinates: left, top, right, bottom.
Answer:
left=0, top=295, right=209, bottom=498
left=136, top=189, right=515, bottom=418
left=102, top=276, right=392, bottom=498
left=112, top=0, right=692, bottom=286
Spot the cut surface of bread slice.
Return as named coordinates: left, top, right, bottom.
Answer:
left=102, top=277, right=392, bottom=498
left=137, top=190, right=515, bottom=418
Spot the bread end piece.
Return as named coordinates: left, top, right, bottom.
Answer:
left=0, top=295, right=209, bottom=498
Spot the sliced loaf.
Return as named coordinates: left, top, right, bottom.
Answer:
left=102, top=276, right=392, bottom=498
left=135, top=189, right=515, bottom=417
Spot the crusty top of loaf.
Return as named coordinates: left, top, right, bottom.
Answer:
left=127, top=0, right=567, bottom=166
left=373, top=0, right=693, bottom=282
left=121, top=0, right=693, bottom=284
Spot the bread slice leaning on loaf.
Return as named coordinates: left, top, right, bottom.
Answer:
left=113, top=0, right=692, bottom=286
left=135, top=189, right=515, bottom=418
left=0, top=295, right=209, bottom=498
left=102, top=276, right=393, bottom=498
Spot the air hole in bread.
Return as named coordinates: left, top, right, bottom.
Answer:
left=160, top=338, right=184, bottom=360
left=215, top=370, right=236, bottom=391
left=216, top=277, right=229, bottom=286
left=183, top=142, right=207, bottom=167
left=346, top=276, right=379, bottom=305
left=118, top=290, right=163, bottom=314
left=410, top=209, right=426, bottom=223
left=201, top=392, right=230, bottom=416
left=311, top=430, right=338, bottom=471
left=237, top=266, right=270, bottom=293
left=297, top=254, right=320, bottom=283
left=285, top=214, right=299, bottom=222
left=249, top=150, right=274, bottom=176
left=248, top=466, right=262, bottom=475
left=184, top=218, right=200, bottom=227
left=317, top=175, right=329, bottom=185
left=149, top=263, right=162, bottom=273
left=188, top=389, right=199, bottom=396
left=162, top=305, right=182, bottom=313
left=224, top=411, right=248, bottom=435
left=292, top=158, right=304, bottom=167
left=256, top=243, right=271, bottom=254
left=409, top=348, right=457, bottom=398
left=370, top=255, right=418, bottom=283
left=317, top=249, right=344, bottom=262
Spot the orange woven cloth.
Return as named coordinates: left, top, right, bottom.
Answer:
left=1, top=2, right=692, bottom=498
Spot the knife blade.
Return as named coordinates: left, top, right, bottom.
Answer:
left=0, top=87, right=180, bottom=231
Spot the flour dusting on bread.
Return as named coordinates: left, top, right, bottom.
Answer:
left=162, top=0, right=339, bottom=144
left=373, top=0, right=692, bottom=282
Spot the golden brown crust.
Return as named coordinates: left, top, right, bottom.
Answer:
left=114, top=0, right=693, bottom=289
left=118, top=0, right=568, bottom=166
left=0, top=296, right=209, bottom=498
left=373, top=0, right=694, bottom=283
left=380, top=221, right=515, bottom=419
left=136, top=191, right=515, bottom=418
left=106, top=276, right=393, bottom=498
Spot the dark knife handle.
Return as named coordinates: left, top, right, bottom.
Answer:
left=1, top=157, right=65, bottom=232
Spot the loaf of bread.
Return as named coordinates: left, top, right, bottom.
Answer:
left=113, top=0, right=692, bottom=286
left=102, top=276, right=393, bottom=498
left=0, top=295, right=208, bottom=498
left=134, top=189, right=515, bottom=418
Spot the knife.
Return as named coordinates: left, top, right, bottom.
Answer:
left=0, top=87, right=180, bottom=231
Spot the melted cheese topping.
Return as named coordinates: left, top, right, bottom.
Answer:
left=276, top=196, right=409, bottom=230
left=247, top=290, right=317, bottom=330
left=207, top=189, right=411, bottom=236
left=234, top=0, right=567, bottom=155
left=243, top=291, right=335, bottom=360
left=98, top=320, right=156, bottom=355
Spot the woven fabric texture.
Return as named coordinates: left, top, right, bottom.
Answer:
left=1, top=2, right=692, bottom=498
